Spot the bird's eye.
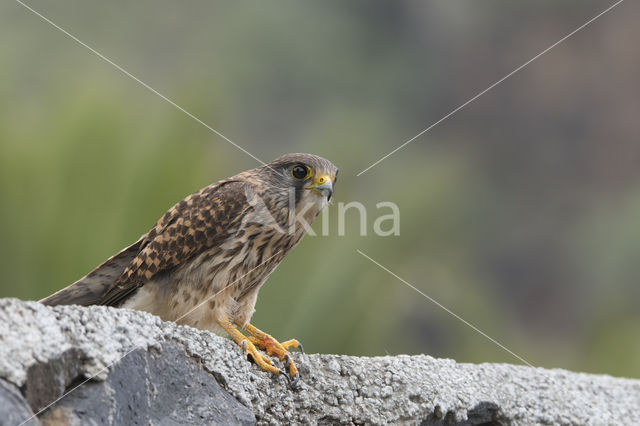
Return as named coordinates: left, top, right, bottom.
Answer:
left=291, top=165, right=310, bottom=180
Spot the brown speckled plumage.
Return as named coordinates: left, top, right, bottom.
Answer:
left=42, top=153, right=338, bottom=338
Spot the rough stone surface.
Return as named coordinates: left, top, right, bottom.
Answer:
left=1, top=298, right=639, bottom=425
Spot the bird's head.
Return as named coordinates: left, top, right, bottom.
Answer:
left=260, top=153, right=338, bottom=214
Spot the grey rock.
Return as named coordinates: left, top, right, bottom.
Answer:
left=36, top=343, right=254, bottom=426
left=1, top=298, right=639, bottom=425
left=0, top=379, right=39, bottom=426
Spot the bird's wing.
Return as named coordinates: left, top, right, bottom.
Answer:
left=40, top=234, right=148, bottom=306
left=98, top=179, right=251, bottom=307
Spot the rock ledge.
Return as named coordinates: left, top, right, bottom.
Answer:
left=0, top=298, right=638, bottom=425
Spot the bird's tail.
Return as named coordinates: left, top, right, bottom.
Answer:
left=40, top=235, right=147, bottom=306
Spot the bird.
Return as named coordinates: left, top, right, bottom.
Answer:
left=41, top=153, right=338, bottom=384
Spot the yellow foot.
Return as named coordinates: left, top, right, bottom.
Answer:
left=245, top=323, right=303, bottom=385
left=218, top=320, right=282, bottom=377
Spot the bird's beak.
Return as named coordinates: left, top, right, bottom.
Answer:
left=306, top=174, right=334, bottom=201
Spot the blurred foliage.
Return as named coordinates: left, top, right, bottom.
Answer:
left=1, top=1, right=639, bottom=378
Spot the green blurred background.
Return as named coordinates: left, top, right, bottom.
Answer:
left=1, top=1, right=639, bottom=378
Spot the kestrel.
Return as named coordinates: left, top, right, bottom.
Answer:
left=41, top=153, right=338, bottom=384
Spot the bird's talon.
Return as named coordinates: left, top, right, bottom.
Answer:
left=280, top=338, right=303, bottom=353
left=279, top=368, right=288, bottom=379
left=236, top=324, right=302, bottom=385
left=289, top=373, right=300, bottom=388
